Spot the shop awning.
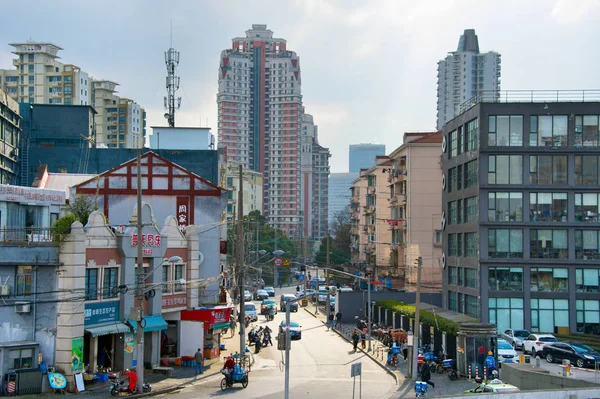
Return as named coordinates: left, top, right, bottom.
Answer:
left=211, top=322, right=230, bottom=331
left=127, top=315, right=169, bottom=333
left=86, top=323, right=132, bottom=337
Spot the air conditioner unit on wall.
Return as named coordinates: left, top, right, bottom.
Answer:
left=0, top=285, right=9, bottom=296
left=15, top=303, right=31, bottom=314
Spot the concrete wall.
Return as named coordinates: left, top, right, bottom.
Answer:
left=336, top=291, right=442, bottom=323
left=502, top=363, right=600, bottom=391
left=446, top=388, right=600, bottom=399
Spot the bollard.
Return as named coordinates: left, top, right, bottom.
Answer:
left=535, top=356, right=541, bottom=367
left=468, top=365, right=472, bottom=380
left=483, top=366, right=487, bottom=379
left=475, top=366, right=479, bottom=379
left=519, top=354, right=524, bottom=363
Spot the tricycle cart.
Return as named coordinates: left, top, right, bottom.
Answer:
left=220, top=366, right=248, bottom=390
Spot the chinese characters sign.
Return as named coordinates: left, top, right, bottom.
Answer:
left=162, top=293, right=187, bottom=309
left=180, top=307, right=232, bottom=327
left=0, top=184, right=65, bottom=205
left=84, top=301, right=119, bottom=326
left=131, top=233, right=162, bottom=255
left=177, top=197, right=189, bottom=232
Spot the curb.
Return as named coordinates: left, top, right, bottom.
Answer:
left=129, top=369, right=221, bottom=398
left=303, top=307, right=399, bottom=385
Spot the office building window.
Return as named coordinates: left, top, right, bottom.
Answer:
left=449, top=267, right=457, bottom=285
left=488, top=192, right=523, bottom=222
left=450, top=130, right=458, bottom=158
left=465, top=295, right=478, bottom=318
left=16, top=266, right=32, bottom=296
left=448, top=233, right=457, bottom=256
left=85, top=268, right=98, bottom=300
left=457, top=165, right=462, bottom=191
left=448, top=167, right=456, bottom=193
left=464, top=159, right=478, bottom=188
left=530, top=115, right=568, bottom=147
left=530, top=267, right=568, bottom=292
left=489, top=298, right=524, bottom=332
left=457, top=233, right=463, bottom=257
left=488, top=229, right=523, bottom=258
left=466, top=268, right=477, bottom=289
left=575, top=156, right=600, bottom=185
left=575, top=230, right=600, bottom=260
left=465, top=196, right=478, bottom=223
left=28, top=64, right=34, bottom=72
left=575, top=269, right=600, bottom=292
left=575, top=193, right=600, bottom=222
left=102, top=268, right=118, bottom=299
left=575, top=116, right=600, bottom=147
left=457, top=199, right=463, bottom=224
left=530, top=229, right=568, bottom=259
left=488, top=155, right=522, bottom=184
left=465, top=232, right=478, bottom=257
left=448, top=291, right=458, bottom=311
left=489, top=115, right=523, bottom=146
left=449, top=201, right=457, bottom=225
left=488, top=267, right=523, bottom=291
left=466, top=118, right=478, bottom=151
left=576, top=300, right=600, bottom=334
left=531, top=299, right=568, bottom=333
left=529, top=155, right=567, bottom=185
left=529, top=193, right=567, bottom=222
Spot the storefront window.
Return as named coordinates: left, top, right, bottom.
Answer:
left=16, top=266, right=32, bottom=296
left=9, top=348, right=33, bottom=369
left=489, top=298, right=524, bottom=332
left=531, top=299, right=568, bottom=333
left=488, top=192, right=523, bottom=221
left=85, top=269, right=98, bottom=300
left=575, top=193, right=600, bottom=222
left=529, top=192, right=568, bottom=222
left=575, top=230, right=600, bottom=260
left=576, top=300, right=600, bottom=334
left=102, top=268, right=118, bottom=299
left=488, top=267, right=523, bottom=291
left=488, top=229, right=523, bottom=258
left=530, top=267, right=568, bottom=292
left=575, top=269, right=600, bottom=292
left=530, top=229, right=568, bottom=259
left=530, top=155, right=568, bottom=185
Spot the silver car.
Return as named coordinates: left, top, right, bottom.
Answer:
left=500, top=329, right=531, bottom=350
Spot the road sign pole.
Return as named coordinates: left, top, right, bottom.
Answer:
left=359, top=369, right=362, bottom=399
left=352, top=375, right=356, bottom=399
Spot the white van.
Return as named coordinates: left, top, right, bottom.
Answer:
left=244, top=303, right=258, bottom=322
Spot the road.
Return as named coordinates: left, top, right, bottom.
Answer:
left=155, top=287, right=396, bottom=399
left=526, top=354, right=600, bottom=385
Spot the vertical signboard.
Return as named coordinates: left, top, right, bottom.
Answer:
left=177, top=196, right=189, bottom=232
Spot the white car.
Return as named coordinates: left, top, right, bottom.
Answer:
left=497, top=339, right=519, bottom=363
left=244, top=303, right=258, bottom=322
left=522, top=334, right=558, bottom=355
left=243, top=290, right=252, bottom=302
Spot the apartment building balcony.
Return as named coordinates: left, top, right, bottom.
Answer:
left=0, top=227, right=60, bottom=265
left=350, top=212, right=360, bottom=220
left=367, top=187, right=376, bottom=195
left=350, top=228, right=358, bottom=236
left=367, top=224, right=375, bottom=233
left=350, top=196, right=360, bottom=204
left=363, top=205, right=375, bottom=215
left=388, top=219, right=404, bottom=230
left=388, top=168, right=407, bottom=184
left=366, top=243, right=376, bottom=253
left=49, top=80, right=62, bottom=87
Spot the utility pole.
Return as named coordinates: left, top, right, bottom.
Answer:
left=237, top=165, right=246, bottom=353
left=412, top=256, right=423, bottom=380
left=135, top=149, right=144, bottom=392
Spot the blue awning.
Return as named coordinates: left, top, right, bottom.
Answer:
left=127, top=315, right=168, bottom=333
left=86, top=323, right=132, bottom=337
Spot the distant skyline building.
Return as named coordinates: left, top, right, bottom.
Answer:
left=349, top=144, right=386, bottom=173
left=436, top=29, right=501, bottom=130
left=328, top=172, right=359, bottom=226
left=0, top=88, right=21, bottom=185
left=216, top=24, right=309, bottom=237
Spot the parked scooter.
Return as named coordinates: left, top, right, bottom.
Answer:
left=110, top=379, right=151, bottom=396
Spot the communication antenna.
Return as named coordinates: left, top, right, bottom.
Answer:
left=164, top=25, right=181, bottom=127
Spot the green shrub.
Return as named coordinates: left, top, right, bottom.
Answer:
left=52, top=214, right=77, bottom=245
left=376, top=299, right=460, bottom=335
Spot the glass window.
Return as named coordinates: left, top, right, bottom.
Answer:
left=457, top=200, right=463, bottom=224
left=449, top=267, right=457, bottom=285
left=102, top=268, right=118, bottom=299
left=530, top=229, right=568, bottom=259
left=16, top=266, right=32, bottom=296
left=448, top=234, right=457, bottom=256
left=457, top=233, right=463, bottom=257
left=488, top=155, right=522, bottom=184
left=465, top=232, right=478, bottom=257
left=450, top=130, right=458, bottom=158
left=85, top=268, right=98, bottom=300
left=449, top=201, right=457, bottom=225
left=465, top=196, right=478, bottom=223
left=530, top=267, right=568, bottom=292
left=575, top=116, right=600, bottom=147
left=448, top=291, right=457, bottom=311
left=575, top=155, right=600, bottom=185
left=529, top=115, right=568, bottom=147
left=457, top=165, right=462, bottom=191
left=575, top=230, right=600, bottom=260
left=531, top=299, right=568, bottom=333
left=175, top=264, right=184, bottom=292
left=28, top=64, right=34, bottom=72
left=575, top=269, right=600, bottom=292
left=488, top=267, right=523, bottom=291
left=464, top=159, right=478, bottom=188
left=488, top=229, right=523, bottom=258
left=466, top=118, right=478, bottom=151
left=162, top=265, right=171, bottom=293
left=530, top=155, right=567, bottom=185
left=9, top=349, right=33, bottom=369
left=529, top=193, right=568, bottom=222
left=458, top=267, right=464, bottom=286
left=465, top=295, right=478, bottom=318
left=575, top=193, right=600, bottom=222
left=489, top=298, right=524, bottom=332
left=488, top=192, right=523, bottom=221
left=576, top=300, right=600, bottom=334
left=466, top=268, right=477, bottom=289
left=489, top=115, right=523, bottom=146
left=448, top=167, right=456, bottom=193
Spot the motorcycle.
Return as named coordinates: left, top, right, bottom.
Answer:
left=254, top=337, right=262, bottom=354
left=244, top=315, right=250, bottom=328
left=110, top=379, right=151, bottom=396
left=265, top=312, right=274, bottom=321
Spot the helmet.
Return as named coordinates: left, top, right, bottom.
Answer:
left=488, top=351, right=493, bottom=355
left=492, top=370, right=498, bottom=377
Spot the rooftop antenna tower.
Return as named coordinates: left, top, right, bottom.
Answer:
left=164, top=21, right=181, bottom=127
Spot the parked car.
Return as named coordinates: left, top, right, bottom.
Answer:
left=464, top=382, right=520, bottom=394
left=244, top=303, right=258, bottom=322
left=254, top=289, right=269, bottom=300
left=329, top=296, right=336, bottom=312
left=261, top=299, right=277, bottom=315
left=317, top=289, right=329, bottom=304
left=279, top=321, right=302, bottom=340
left=522, top=333, right=558, bottom=356
left=338, top=287, right=353, bottom=293
left=497, top=339, right=519, bottom=363
left=280, top=294, right=298, bottom=312
left=501, top=329, right=531, bottom=350
left=542, top=342, right=600, bottom=368
left=243, top=290, right=252, bottom=302
left=264, top=287, right=276, bottom=297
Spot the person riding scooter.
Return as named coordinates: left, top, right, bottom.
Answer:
left=263, top=326, right=273, bottom=346
left=126, top=369, right=138, bottom=393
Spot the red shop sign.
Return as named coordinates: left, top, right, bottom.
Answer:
left=181, top=307, right=232, bottom=326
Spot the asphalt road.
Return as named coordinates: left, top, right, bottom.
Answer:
left=525, top=353, right=600, bottom=384
left=156, top=286, right=397, bottom=399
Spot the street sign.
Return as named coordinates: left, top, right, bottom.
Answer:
left=274, top=258, right=283, bottom=267
left=283, top=259, right=290, bottom=267
left=350, top=362, right=362, bottom=377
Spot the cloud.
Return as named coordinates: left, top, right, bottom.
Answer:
left=551, top=0, right=600, bottom=24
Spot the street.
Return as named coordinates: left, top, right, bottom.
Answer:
left=155, top=287, right=396, bottom=399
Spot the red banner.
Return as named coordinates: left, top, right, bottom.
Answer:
left=181, top=307, right=232, bottom=326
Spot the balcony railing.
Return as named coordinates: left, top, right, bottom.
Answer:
left=0, top=227, right=56, bottom=245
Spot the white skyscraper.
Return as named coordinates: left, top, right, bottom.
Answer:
left=436, top=29, right=501, bottom=130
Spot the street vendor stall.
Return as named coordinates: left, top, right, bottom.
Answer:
left=181, top=307, right=232, bottom=360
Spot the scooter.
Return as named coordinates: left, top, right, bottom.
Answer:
left=110, top=379, right=151, bottom=396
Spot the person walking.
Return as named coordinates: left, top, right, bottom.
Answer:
left=360, top=327, right=367, bottom=349
left=335, top=311, right=342, bottom=329
left=485, top=351, right=497, bottom=379
left=351, top=329, right=360, bottom=352
left=194, top=348, right=204, bottom=375
left=420, top=359, right=435, bottom=388
left=327, top=312, right=335, bottom=331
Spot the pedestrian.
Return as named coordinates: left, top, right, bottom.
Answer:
left=360, top=327, right=367, bottom=349
left=352, top=329, right=360, bottom=352
left=420, top=359, right=435, bottom=388
left=327, top=312, right=334, bottom=330
left=229, top=317, right=237, bottom=338
left=401, top=341, right=408, bottom=361
left=485, top=351, right=497, bottom=379
left=194, top=348, right=204, bottom=375
left=335, top=311, right=342, bottom=329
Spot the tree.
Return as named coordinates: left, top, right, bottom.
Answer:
left=330, top=205, right=351, bottom=236
left=65, top=194, right=96, bottom=225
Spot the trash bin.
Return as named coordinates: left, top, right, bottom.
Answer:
left=524, top=355, right=531, bottom=364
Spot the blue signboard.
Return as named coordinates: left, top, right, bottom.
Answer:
left=84, top=301, right=120, bottom=326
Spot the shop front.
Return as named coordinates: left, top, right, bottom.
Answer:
left=181, top=307, right=232, bottom=360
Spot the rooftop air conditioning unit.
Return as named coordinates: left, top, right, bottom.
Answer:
left=15, top=303, right=31, bottom=314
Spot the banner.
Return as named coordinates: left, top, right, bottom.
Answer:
left=71, top=337, right=84, bottom=371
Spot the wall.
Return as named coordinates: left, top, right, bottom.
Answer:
left=502, top=362, right=600, bottom=391
left=336, top=291, right=442, bottom=323
left=149, top=127, right=213, bottom=150
left=179, top=321, right=204, bottom=358
left=445, top=388, right=600, bottom=399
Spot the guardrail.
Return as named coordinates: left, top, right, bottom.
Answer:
left=0, top=227, right=56, bottom=245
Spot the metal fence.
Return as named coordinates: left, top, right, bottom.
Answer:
left=0, top=227, right=56, bottom=245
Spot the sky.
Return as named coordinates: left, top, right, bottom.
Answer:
left=1, top=0, right=600, bottom=172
